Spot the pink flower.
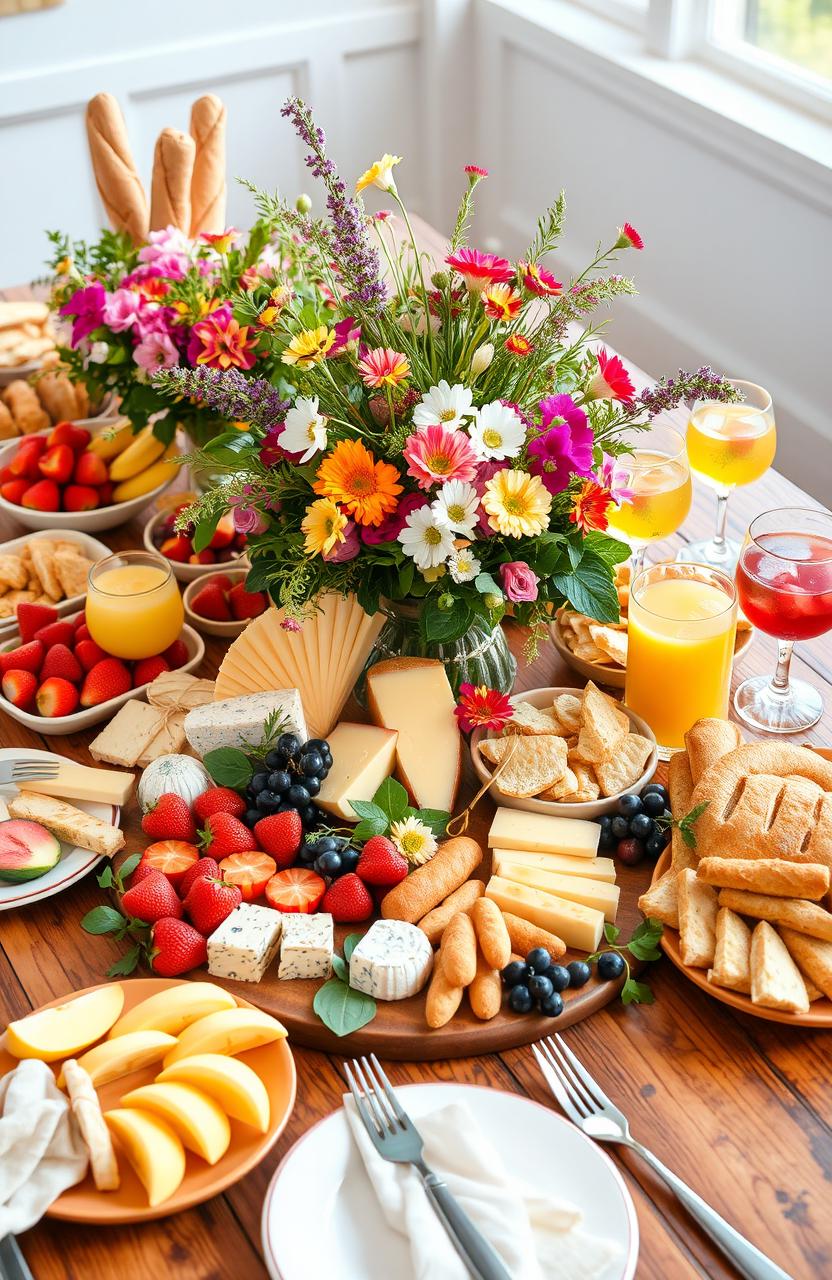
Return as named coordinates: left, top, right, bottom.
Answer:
left=464, top=165, right=489, bottom=178
left=454, top=683, right=513, bottom=734
left=139, top=226, right=191, bottom=262
left=527, top=394, right=594, bottom=495
left=259, top=424, right=288, bottom=468
left=473, top=460, right=508, bottom=536
left=133, top=330, right=179, bottom=372
left=187, top=305, right=257, bottom=371
left=615, top=222, right=644, bottom=250
left=103, top=288, right=144, bottom=332
left=598, top=452, right=634, bottom=506
left=499, top=561, right=539, bottom=603
left=228, top=497, right=268, bottom=535
left=323, top=519, right=360, bottom=562
left=362, top=492, right=427, bottom=544
left=445, top=248, right=514, bottom=293
left=586, top=349, right=636, bottom=404
left=200, top=228, right=240, bottom=254
left=520, top=260, right=562, bottom=297
left=358, top=347, right=410, bottom=388
left=370, top=210, right=393, bottom=222
left=328, top=315, right=361, bottom=357
left=281, top=617, right=302, bottom=633
left=134, top=306, right=177, bottom=341
left=59, top=283, right=106, bottom=346
left=403, top=424, right=479, bottom=491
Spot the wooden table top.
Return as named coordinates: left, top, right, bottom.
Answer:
left=2, top=223, right=831, bottom=1280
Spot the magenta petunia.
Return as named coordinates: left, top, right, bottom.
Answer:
left=527, top=394, right=594, bottom=495
left=59, top=283, right=107, bottom=346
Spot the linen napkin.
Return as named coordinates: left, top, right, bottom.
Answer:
left=344, top=1098, right=626, bottom=1280
left=0, top=1058, right=88, bottom=1239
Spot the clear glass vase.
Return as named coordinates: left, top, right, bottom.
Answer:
left=355, top=599, right=517, bottom=703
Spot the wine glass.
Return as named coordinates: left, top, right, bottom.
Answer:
left=734, top=507, right=832, bottom=733
left=679, top=380, right=776, bottom=570
left=604, top=425, right=691, bottom=579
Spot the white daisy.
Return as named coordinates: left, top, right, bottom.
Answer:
left=397, top=505, right=456, bottom=571
left=389, top=815, right=438, bottom=866
left=448, top=549, right=482, bottom=583
left=279, top=395, right=328, bottom=463
left=431, top=480, right=480, bottom=535
left=468, top=401, right=526, bottom=461
left=412, top=380, right=474, bottom=431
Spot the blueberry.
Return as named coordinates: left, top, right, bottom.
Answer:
left=265, top=749, right=284, bottom=770
left=526, top=947, right=551, bottom=973
left=244, top=808, right=261, bottom=828
left=566, top=960, right=591, bottom=988
left=539, top=992, right=564, bottom=1017
left=287, top=783, right=311, bottom=808
left=508, top=984, right=534, bottom=1014
left=641, top=791, right=666, bottom=818
left=276, top=801, right=298, bottom=814
left=629, top=813, right=654, bottom=841
left=268, top=770, right=292, bottom=795
left=256, top=790, right=280, bottom=812
left=277, top=732, right=302, bottom=757
left=610, top=815, right=629, bottom=840
left=249, top=771, right=269, bottom=795
left=300, top=751, right=323, bottom=777
left=547, top=964, right=571, bottom=992
left=340, top=846, right=360, bottom=874
left=617, top=793, right=643, bottom=818
left=501, top=961, right=529, bottom=988
left=597, top=951, right=626, bottom=980
left=304, top=776, right=321, bottom=797
left=529, top=974, right=553, bottom=1001
left=298, top=842, right=318, bottom=865
left=318, top=766, right=330, bottom=780
left=597, top=816, right=616, bottom=852
left=305, top=738, right=329, bottom=756
left=315, top=836, right=338, bottom=854
left=641, top=782, right=667, bottom=801
left=314, top=850, right=342, bottom=878
left=645, top=833, right=667, bottom=859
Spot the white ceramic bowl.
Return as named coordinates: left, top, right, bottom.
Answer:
left=143, top=508, right=249, bottom=584
left=183, top=568, right=261, bottom=638
left=0, top=358, right=48, bottom=388
left=0, top=528, right=112, bottom=640
left=0, top=438, right=178, bottom=532
left=470, top=685, right=658, bottom=819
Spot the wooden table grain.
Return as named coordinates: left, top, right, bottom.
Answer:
left=2, top=222, right=831, bottom=1280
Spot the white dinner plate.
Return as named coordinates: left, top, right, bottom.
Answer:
left=0, top=747, right=120, bottom=910
left=261, top=1082, right=639, bottom=1280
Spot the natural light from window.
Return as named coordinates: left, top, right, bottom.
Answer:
left=711, top=0, right=832, bottom=82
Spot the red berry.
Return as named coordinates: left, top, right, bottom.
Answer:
left=178, top=855, right=221, bottom=899
left=199, top=812, right=257, bottom=859
left=40, top=643, right=83, bottom=684
left=97, top=481, right=115, bottom=507
left=188, top=549, right=215, bottom=566
left=38, top=443, right=74, bottom=485
left=140, top=840, right=200, bottom=889
left=159, top=535, right=192, bottom=563
left=80, top=657, right=131, bottom=707
left=10, top=438, right=46, bottom=479
left=190, top=583, right=232, bottom=623
left=1, top=478, right=29, bottom=505
left=0, top=640, right=44, bottom=676
left=34, top=620, right=75, bottom=648
left=184, top=874, right=242, bottom=936
left=264, top=867, right=326, bottom=914
left=129, top=860, right=157, bottom=886
left=73, top=451, right=108, bottom=486
left=162, top=637, right=189, bottom=669
left=356, top=835, right=409, bottom=887
left=121, top=868, right=183, bottom=924
left=142, top=794, right=198, bottom=844
left=74, top=638, right=107, bottom=673
left=219, top=851, right=276, bottom=902
left=35, top=676, right=79, bottom=718
left=1, top=669, right=37, bottom=709
left=74, top=623, right=91, bottom=642
left=322, top=873, right=374, bottom=923
left=616, top=837, right=645, bottom=866
left=48, top=421, right=89, bottom=452
left=16, top=603, right=57, bottom=644
left=21, top=479, right=60, bottom=512
left=253, top=811, right=303, bottom=869
left=192, top=786, right=247, bottom=823
left=228, top=582, right=267, bottom=621
left=205, top=573, right=234, bottom=593
left=133, top=655, right=169, bottom=686
left=149, top=917, right=207, bottom=977
left=63, top=484, right=100, bottom=513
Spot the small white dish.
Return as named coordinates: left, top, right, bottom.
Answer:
left=470, top=686, right=658, bottom=819
left=0, top=528, right=111, bottom=639
left=261, top=1082, right=638, bottom=1280
left=0, top=747, right=121, bottom=910
left=183, top=567, right=258, bottom=638
left=143, top=508, right=249, bottom=583
left=0, top=358, right=48, bottom=387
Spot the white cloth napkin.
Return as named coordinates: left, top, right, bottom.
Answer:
left=0, top=1058, right=88, bottom=1239
left=345, top=1098, right=626, bottom=1280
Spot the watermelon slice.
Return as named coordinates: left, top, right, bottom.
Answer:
left=0, top=819, right=61, bottom=882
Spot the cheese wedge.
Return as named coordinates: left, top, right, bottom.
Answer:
left=491, top=848, right=616, bottom=884
left=366, top=658, right=461, bottom=812
left=488, top=808, right=600, bottom=858
left=317, top=722, right=398, bottom=820
left=19, top=762, right=134, bottom=809
left=493, top=860, right=620, bottom=923
left=485, top=875, right=604, bottom=952
left=7, top=792, right=124, bottom=858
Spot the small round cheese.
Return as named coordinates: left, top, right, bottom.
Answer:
left=348, top=920, right=434, bottom=1001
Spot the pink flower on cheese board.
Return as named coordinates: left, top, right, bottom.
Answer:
left=520, top=260, right=563, bottom=297
left=358, top=346, right=410, bottom=389
left=585, top=349, right=636, bottom=404
left=445, top=247, right=514, bottom=293
left=499, top=561, right=540, bottom=603
left=403, top=423, right=479, bottom=491
left=454, top=682, right=513, bottom=734
left=615, top=222, right=644, bottom=250
left=133, top=330, right=179, bottom=372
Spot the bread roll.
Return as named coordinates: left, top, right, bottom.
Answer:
left=189, top=95, right=227, bottom=235
left=150, top=128, right=196, bottom=233
left=85, top=94, right=149, bottom=241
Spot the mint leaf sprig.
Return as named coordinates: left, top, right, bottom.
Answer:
left=587, top=918, right=664, bottom=1006
left=350, top=777, right=449, bottom=844
left=655, top=801, right=709, bottom=851
left=80, top=857, right=152, bottom=977
left=313, top=932, right=377, bottom=1037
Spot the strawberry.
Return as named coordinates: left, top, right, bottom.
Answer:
left=16, top=602, right=57, bottom=643
left=140, top=840, right=200, bottom=888
left=159, top=534, right=192, bottom=562
left=129, top=859, right=158, bottom=886
left=219, top=851, right=276, bottom=902
left=253, top=811, right=303, bottom=869
left=0, top=479, right=29, bottom=505
left=190, top=582, right=231, bottom=622
left=209, top=512, right=236, bottom=549
left=10, top=439, right=46, bottom=479
left=149, top=917, right=207, bottom=976
left=0, top=465, right=14, bottom=482
left=142, top=794, right=198, bottom=843
left=48, top=421, right=90, bottom=451
left=199, top=811, right=257, bottom=859
left=40, top=642, right=83, bottom=683
left=228, top=582, right=267, bottom=621
left=205, top=573, right=234, bottom=594
left=97, top=481, right=115, bottom=507
left=133, top=655, right=169, bottom=686
left=21, top=479, right=60, bottom=512
left=38, top=443, right=74, bottom=485
left=355, top=835, right=409, bottom=887
left=80, top=657, right=131, bottom=707
left=0, top=640, right=44, bottom=676
left=73, top=451, right=108, bottom=486
left=192, top=786, right=247, bottom=823
left=74, top=638, right=106, bottom=672
left=265, top=867, right=326, bottom=914
left=184, top=874, right=242, bottom=935
left=178, top=854, right=221, bottom=899
left=34, top=620, right=75, bottom=648
left=75, top=622, right=91, bottom=641
left=1, top=669, right=37, bottom=709
left=162, top=637, right=189, bottom=669
left=188, top=549, right=216, bottom=566
left=322, top=872, right=374, bottom=923
left=121, top=868, right=183, bottom=924
left=35, top=676, right=79, bottom=718
left=63, top=484, right=100, bottom=513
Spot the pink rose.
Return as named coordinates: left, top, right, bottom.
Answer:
left=230, top=502, right=268, bottom=535
left=324, top=520, right=360, bottom=562
left=500, top=561, right=539, bottom=603
left=133, top=331, right=179, bottom=372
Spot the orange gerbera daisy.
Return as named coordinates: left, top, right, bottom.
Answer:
left=314, top=439, right=403, bottom=527
left=570, top=480, right=611, bottom=534
left=481, top=283, right=522, bottom=322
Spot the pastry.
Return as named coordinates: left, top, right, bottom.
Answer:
left=749, top=921, right=809, bottom=1014
left=2, top=380, right=50, bottom=434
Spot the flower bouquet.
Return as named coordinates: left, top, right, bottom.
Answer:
left=152, top=97, right=737, bottom=692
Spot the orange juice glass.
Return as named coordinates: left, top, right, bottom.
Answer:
left=626, top=563, right=737, bottom=751
left=86, top=551, right=184, bottom=660
left=605, top=426, right=691, bottom=578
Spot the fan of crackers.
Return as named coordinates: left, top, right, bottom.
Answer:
left=640, top=717, right=832, bottom=1019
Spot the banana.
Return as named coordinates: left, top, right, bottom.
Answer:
left=109, top=424, right=166, bottom=481
left=112, top=445, right=179, bottom=503
left=88, top=420, right=133, bottom=460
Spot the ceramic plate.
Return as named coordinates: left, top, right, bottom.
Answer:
left=262, top=1081, right=638, bottom=1280
left=0, top=747, right=118, bottom=910
left=0, top=528, right=112, bottom=639
left=0, top=977, right=297, bottom=1223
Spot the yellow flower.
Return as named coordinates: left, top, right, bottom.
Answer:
left=281, top=326, right=336, bottom=368
left=301, top=498, right=348, bottom=557
left=55, top=256, right=72, bottom=275
left=482, top=469, right=552, bottom=538
left=356, top=154, right=402, bottom=194
left=421, top=563, right=447, bottom=583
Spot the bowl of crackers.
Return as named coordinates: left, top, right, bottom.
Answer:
left=0, top=301, right=56, bottom=386
left=0, top=530, right=108, bottom=637
left=470, top=682, right=658, bottom=818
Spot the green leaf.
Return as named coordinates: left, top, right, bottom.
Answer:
left=474, top=571, right=503, bottom=599
left=678, top=801, right=709, bottom=849
left=203, top=747, right=253, bottom=790
left=621, top=977, right=655, bottom=1006
left=419, top=596, right=473, bottom=646
left=313, top=979, right=377, bottom=1037
left=353, top=816, right=389, bottom=842
left=119, top=853, right=142, bottom=883
left=350, top=801, right=390, bottom=836
left=343, top=933, right=362, bottom=963
left=193, top=510, right=222, bottom=553
left=331, top=955, right=348, bottom=982
left=107, top=944, right=142, bottom=978
left=413, top=808, right=450, bottom=837
left=582, top=531, right=631, bottom=567
left=371, top=777, right=409, bottom=823
left=603, top=922, right=621, bottom=944
left=82, top=905, right=127, bottom=935
left=626, top=918, right=664, bottom=962
left=567, top=540, right=583, bottom=571
left=96, top=866, right=114, bottom=889
left=553, top=552, right=620, bottom=623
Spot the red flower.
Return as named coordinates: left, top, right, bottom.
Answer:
left=570, top=480, right=611, bottom=534
left=505, top=334, right=533, bottom=357
left=586, top=349, right=635, bottom=404
left=445, top=248, right=514, bottom=293
left=454, top=683, right=514, bottom=734
left=464, top=165, right=489, bottom=178
left=520, top=260, right=562, bottom=297
left=616, top=222, right=644, bottom=250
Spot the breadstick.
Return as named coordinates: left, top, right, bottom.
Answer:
left=501, top=910, right=566, bottom=961
left=668, top=750, right=696, bottom=872
left=439, top=911, right=477, bottom=987
left=85, top=94, right=149, bottom=241
left=150, top=128, right=196, bottom=233
left=382, top=837, right=483, bottom=924
left=417, top=880, right=484, bottom=945
left=189, top=94, right=227, bottom=235
left=470, top=897, right=511, bottom=970
left=63, top=1059, right=120, bottom=1191
left=469, top=950, right=502, bottom=1021
left=425, top=957, right=464, bottom=1029
left=718, top=889, right=832, bottom=943
left=698, top=857, right=830, bottom=901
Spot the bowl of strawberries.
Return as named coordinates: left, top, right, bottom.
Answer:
left=183, top=569, right=268, bottom=637
left=143, top=504, right=250, bottom=583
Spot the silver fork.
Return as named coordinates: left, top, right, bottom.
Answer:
left=0, top=760, right=60, bottom=787
left=344, top=1054, right=512, bottom=1280
left=533, top=1035, right=792, bottom=1280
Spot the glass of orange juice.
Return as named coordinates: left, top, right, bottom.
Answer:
left=605, top=425, right=692, bottom=578
left=625, top=562, right=737, bottom=752
left=679, top=380, right=776, bottom=570
left=86, top=551, right=184, bottom=661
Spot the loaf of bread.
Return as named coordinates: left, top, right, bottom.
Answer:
left=189, top=95, right=227, bottom=235
left=150, top=128, right=196, bottom=233
left=85, top=94, right=149, bottom=241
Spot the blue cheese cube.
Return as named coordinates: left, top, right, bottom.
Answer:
left=278, top=913, right=334, bottom=980
left=207, top=903, right=283, bottom=982
left=349, top=920, right=433, bottom=1000
left=184, top=689, right=307, bottom=757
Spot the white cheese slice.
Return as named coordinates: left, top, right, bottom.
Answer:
left=485, top=875, right=604, bottom=952
left=488, top=808, right=600, bottom=858
left=207, top=903, right=283, bottom=982
left=185, top=689, right=307, bottom=757
left=348, top=920, right=433, bottom=1000
left=366, top=659, right=461, bottom=812
left=494, top=861, right=620, bottom=923
left=491, top=848, right=616, bottom=883
left=317, top=723, right=398, bottom=820
left=17, top=762, right=135, bottom=808
left=278, top=913, right=334, bottom=980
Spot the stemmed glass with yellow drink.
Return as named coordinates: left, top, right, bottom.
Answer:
left=605, top=425, right=692, bottom=578
left=678, top=380, right=776, bottom=570
left=86, top=551, right=184, bottom=661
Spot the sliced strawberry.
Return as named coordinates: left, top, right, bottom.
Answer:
left=190, top=581, right=231, bottom=621
left=209, top=512, right=236, bottom=549
left=162, top=637, right=189, bottom=669
left=265, top=867, right=326, bottom=914
left=139, top=839, right=200, bottom=889
left=219, top=851, right=276, bottom=902
left=41, top=643, right=83, bottom=683
left=228, top=582, right=267, bottom=621
left=38, top=443, right=74, bottom=485
left=0, top=479, right=29, bottom=505
left=0, top=640, right=44, bottom=676
left=21, top=479, right=60, bottom=512
left=74, top=638, right=106, bottom=672
left=16, top=602, right=57, bottom=643
left=133, top=655, right=169, bottom=686
left=63, top=484, right=100, bottom=513
left=36, top=676, right=79, bottom=717
left=1, top=669, right=37, bottom=709
left=80, top=657, right=131, bottom=707
left=159, top=535, right=192, bottom=563
left=34, top=620, right=74, bottom=648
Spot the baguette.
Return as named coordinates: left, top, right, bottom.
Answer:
left=698, top=857, right=830, bottom=900
left=189, top=95, right=227, bottom=235
left=7, top=792, right=124, bottom=858
left=501, top=910, right=566, bottom=962
left=382, top=837, right=482, bottom=924
left=718, top=889, right=832, bottom=944
left=150, top=128, right=196, bottom=233
left=85, top=94, right=149, bottom=241
left=417, top=880, right=484, bottom=946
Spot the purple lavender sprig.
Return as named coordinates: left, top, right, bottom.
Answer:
left=281, top=97, right=386, bottom=315
left=151, top=365, right=289, bottom=431
left=637, top=367, right=742, bottom=418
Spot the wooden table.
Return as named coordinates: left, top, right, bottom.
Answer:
left=3, top=226, right=831, bottom=1280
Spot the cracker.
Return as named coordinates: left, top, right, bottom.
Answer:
left=480, top=733, right=568, bottom=798
left=573, top=682, right=628, bottom=764
left=573, top=641, right=609, bottom=663
left=552, top=693, right=582, bottom=733
left=708, top=907, right=752, bottom=994
left=668, top=751, right=697, bottom=872
left=54, top=549, right=92, bottom=599
left=589, top=623, right=628, bottom=667
left=638, top=870, right=680, bottom=929
left=750, top=921, right=809, bottom=1013
left=504, top=701, right=561, bottom=736
left=593, top=733, right=653, bottom=796
left=538, top=767, right=578, bottom=802
left=678, top=868, right=718, bottom=968
left=29, top=540, right=62, bottom=600
left=0, top=553, right=27, bottom=590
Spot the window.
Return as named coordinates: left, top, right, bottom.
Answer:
left=710, top=0, right=832, bottom=85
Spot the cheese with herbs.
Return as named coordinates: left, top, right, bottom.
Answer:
left=277, top=913, right=334, bottom=980
left=349, top=920, right=433, bottom=1000
left=185, top=689, right=307, bottom=757
left=207, top=903, right=283, bottom=982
